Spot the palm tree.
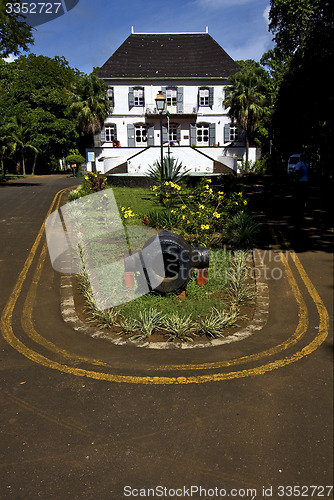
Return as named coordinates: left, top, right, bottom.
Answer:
left=6, top=117, right=39, bottom=175
left=70, top=72, right=112, bottom=148
left=224, top=62, right=268, bottom=166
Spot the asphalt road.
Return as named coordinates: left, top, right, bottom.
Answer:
left=0, top=175, right=333, bottom=500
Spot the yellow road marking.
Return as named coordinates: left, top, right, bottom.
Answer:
left=157, top=250, right=309, bottom=371
left=0, top=189, right=329, bottom=384
left=21, top=240, right=110, bottom=367
left=18, top=188, right=113, bottom=367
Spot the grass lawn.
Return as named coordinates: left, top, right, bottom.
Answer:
left=109, top=185, right=165, bottom=224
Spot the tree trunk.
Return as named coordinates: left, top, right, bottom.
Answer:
left=245, top=133, right=250, bottom=167
left=1, top=155, right=4, bottom=178
left=31, top=151, right=38, bottom=175
left=22, top=152, right=26, bottom=176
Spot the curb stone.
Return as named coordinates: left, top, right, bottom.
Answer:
left=60, top=249, right=269, bottom=350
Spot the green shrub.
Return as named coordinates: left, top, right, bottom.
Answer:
left=223, top=213, right=259, bottom=249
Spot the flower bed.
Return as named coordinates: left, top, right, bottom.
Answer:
left=67, top=172, right=259, bottom=343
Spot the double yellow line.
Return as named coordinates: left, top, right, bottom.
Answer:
left=0, top=189, right=330, bottom=384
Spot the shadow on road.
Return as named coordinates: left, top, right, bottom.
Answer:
left=245, top=176, right=334, bottom=254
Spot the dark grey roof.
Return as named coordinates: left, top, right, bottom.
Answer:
left=97, top=33, right=240, bottom=79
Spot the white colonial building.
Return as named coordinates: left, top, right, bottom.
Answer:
left=87, top=30, right=258, bottom=176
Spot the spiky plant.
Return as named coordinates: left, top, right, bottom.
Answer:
left=162, top=313, right=197, bottom=342
left=146, top=156, right=190, bottom=184
left=197, top=305, right=243, bottom=338
left=224, top=213, right=259, bottom=249
left=128, top=308, right=165, bottom=340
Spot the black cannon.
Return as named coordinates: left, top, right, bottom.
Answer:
left=124, top=229, right=209, bottom=293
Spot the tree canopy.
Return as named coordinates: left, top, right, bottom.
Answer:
left=0, top=0, right=34, bottom=57
left=224, top=60, right=271, bottom=165
left=0, top=54, right=110, bottom=174
left=262, top=0, right=333, bottom=175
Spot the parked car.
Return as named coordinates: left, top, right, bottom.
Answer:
left=287, top=154, right=302, bottom=174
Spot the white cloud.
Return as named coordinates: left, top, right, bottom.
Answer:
left=3, top=54, right=18, bottom=63
left=263, top=5, right=270, bottom=24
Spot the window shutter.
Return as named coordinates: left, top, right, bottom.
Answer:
left=209, top=123, right=216, bottom=146
left=147, top=125, right=154, bottom=146
left=177, top=124, right=181, bottom=143
left=161, top=86, right=166, bottom=99
left=190, top=123, right=196, bottom=146
left=239, top=127, right=246, bottom=144
left=128, top=87, right=134, bottom=109
left=100, top=127, right=105, bottom=144
left=224, top=124, right=230, bottom=143
left=127, top=124, right=135, bottom=147
left=209, top=87, right=214, bottom=108
left=113, top=124, right=117, bottom=142
left=177, top=87, right=183, bottom=113
left=94, top=133, right=101, bottom=147
left=162, top=125, right=168, bottom=143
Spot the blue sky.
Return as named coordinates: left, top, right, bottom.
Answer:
left=14, top=0, right=274, bottom=73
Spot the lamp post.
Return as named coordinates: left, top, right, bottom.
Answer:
left=155, top=91, right=166, bottom=187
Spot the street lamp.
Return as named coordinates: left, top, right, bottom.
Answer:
left=155, top=91, right=166, bottom=187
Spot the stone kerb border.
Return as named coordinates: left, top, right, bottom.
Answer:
left=60, top=249, right=269, bottom=349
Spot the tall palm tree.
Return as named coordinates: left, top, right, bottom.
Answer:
left=6, top=117, right=39, bottom=175
left=70, top=73, right=112, bottom=148
left=224, top=63, right=268, bottom=166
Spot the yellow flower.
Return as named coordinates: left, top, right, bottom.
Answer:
left=198, top=204, right=205, bottom=209
left=152, top=185, right=158, bottom=191
left=238, top=192, right=243, bottom=197
left=243, top=200, right=247, bottom=205
left=213, top=212, right=221, bottom=218
left=181, top=205, right=186, bottom=210
left=201, top=224, right=210, bottom=230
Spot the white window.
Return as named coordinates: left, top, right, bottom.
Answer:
left=197, top=124, right=209, bottom=145
left=169, top=124, right=178, bottom=143
left=135, top=125, right=147, bottom=144
left=229, top=126, right=239, bottom=141
left=166, top=88, right=177, bottom=106
left=199, top=88, right=210, bottom=106
left=107, top=87, right=114, bottom=103
left=105, top=125, right=116, bottom=142
left=134, top=88, right=144, bottom=106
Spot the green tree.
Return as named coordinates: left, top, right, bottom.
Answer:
left=224, top=60, right=270, bottom=166
left=262, top=0, right=333, bottom=176
left=0, top=54, right=80, bottom=173
left=70, top=71, right=111, bottom=148
left=0, top=0, right=34, bottom=57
